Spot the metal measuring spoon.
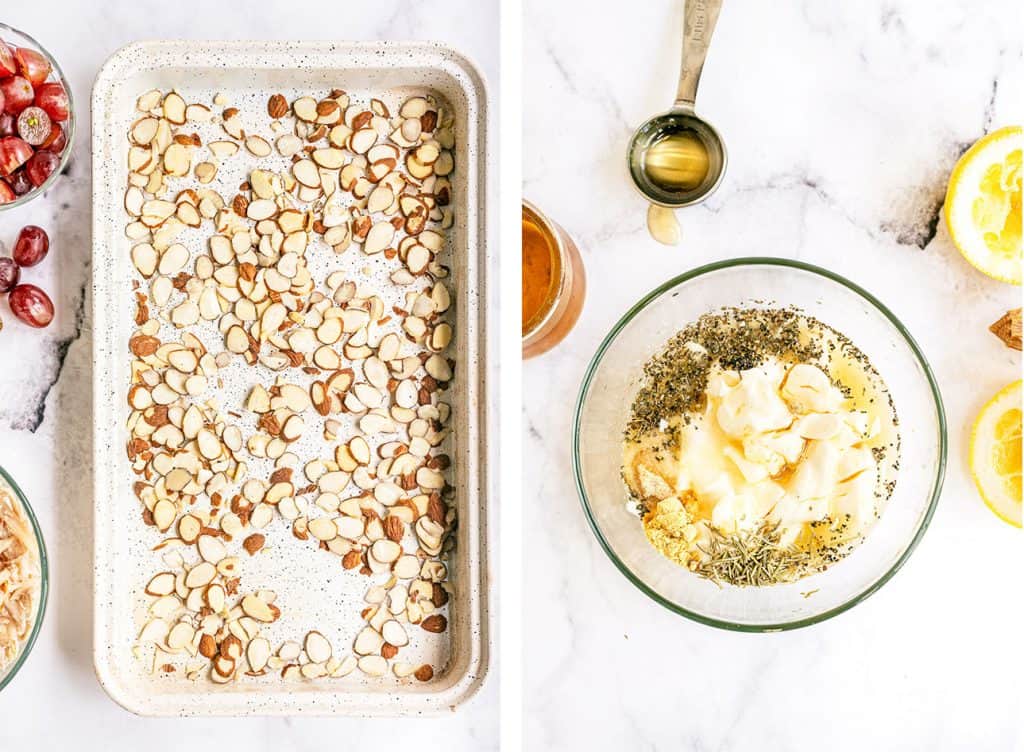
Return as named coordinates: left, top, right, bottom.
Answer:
left=628, top=0, right=727, bottom=208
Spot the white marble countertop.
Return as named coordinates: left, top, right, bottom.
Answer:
left=0, top=1, right=497, bottom=748
left=524, top=1, right=1022, bottom=750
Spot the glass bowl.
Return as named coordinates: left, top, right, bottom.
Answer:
left=0, top=23, right=75, bottom=211
left=0, top=465, right=49, bottom=691
left=572, top=258, right=947, bottom=631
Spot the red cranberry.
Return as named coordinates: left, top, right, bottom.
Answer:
left=13, top=226, right=49, bottom=267
left=34, top=82, right=68, bottom=122
left=0, top=258, right=20, bottom=293
left=6, top=169, right=32, bottom=196
left=0, top=76, right=33, bottom=115
left=0, top=136, right=33, bottom=176
left=9, top=284, right=54, bottom=328
left=13, top=47, right=51, bottom=87
left=24, top=149, right=59, bottom=187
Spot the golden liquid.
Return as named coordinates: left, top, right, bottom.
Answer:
left=522, top=214, right=560, bottom=334
left=643, top=131, right=711, bottom=192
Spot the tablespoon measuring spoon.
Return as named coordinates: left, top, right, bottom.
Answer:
left=628, top=0, right=727, bottom=208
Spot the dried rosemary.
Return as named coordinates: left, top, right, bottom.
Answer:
left=694, top=523, right=821, bottom=587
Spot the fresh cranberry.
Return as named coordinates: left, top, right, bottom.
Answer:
left=0, top=136, right=33, bottom=176
left=13, top=48, right=51, bottom=87
left=40, top=122, right=66, bottom=153
left=24, top=149, right=59, bottom=187
left=0, top=76, right=34, bottom=115
left=0, top=258, right=20, bottom=292
left=13, top=226, right=49, bottom=267
left=34, top=82, right=68, bottom=122
left=0, top=112, right=14, bottom=138
left=9, top=284, right=54, bottom=328
left=6, top=169, right=31, bottom=195
left=0, top=179, right=13, bottom=204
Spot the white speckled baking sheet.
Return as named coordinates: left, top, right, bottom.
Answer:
left=91, top=40, right=490, bottom=716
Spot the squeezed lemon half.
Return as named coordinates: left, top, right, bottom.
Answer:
left=970, top=380, right=1022, bottom=527
left=945, top=126, right=1022, bottom=284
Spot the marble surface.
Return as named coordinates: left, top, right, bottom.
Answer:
left=0, top=1, right=497, bottom=749
left=523, top=1, right=1022, bottom=750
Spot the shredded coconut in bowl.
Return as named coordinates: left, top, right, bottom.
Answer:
left=0, top=482, right=40, bottom=674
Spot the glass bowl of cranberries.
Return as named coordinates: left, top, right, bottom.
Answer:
left=0, top=24, right=74, bottom=210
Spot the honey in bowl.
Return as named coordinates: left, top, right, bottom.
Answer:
left=521, top=201, right=586, bottom=358
left=522, top=212, right=560, bottom=335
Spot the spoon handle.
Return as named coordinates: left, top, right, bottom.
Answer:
left=674, top=0, right=724, bottom=111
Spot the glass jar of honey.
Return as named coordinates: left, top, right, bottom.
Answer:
left=522, top=200, right=585, bottom=358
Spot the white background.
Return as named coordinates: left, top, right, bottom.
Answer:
left=523, top=0, right=1022, bottom=750
left=0, top=1, right=499, bottom=749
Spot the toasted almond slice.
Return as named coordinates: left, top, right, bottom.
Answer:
left=163, top=92, right=187, bottom=124
left=370, top=539, right=401, bottom=564
left=222, top=111, right=244, bottom=140
left=292, top=159, right=320, bottom=188
left=276, top=134, right=303, bottom=157
left=308, top=517, right=337, bottom=541
left=247, top=637, right=271, bottom=673
left=281, top=415, right=305, bottom=442
left=424, top=353, right=452, bottom=381
left=305, top=631, right=332, bottom=664
left=194, top=161, right=217, bottom=184
left=186, top=103, right=212, bottom=122
left=393, top=554, right=420, bottom=580
left=225, top=325, right=250, bottom=354
left=137, top=89, right=163, bottom=112
left=185, top=561, right=217, bottom=589
left=415, top=142, right=440, bottom=165
left=145, top=572, right=177, bottom=597
left=167, top=622, right=195, bottom=651
left=359, top=412, right=395, bottom=435
left=353, top=627, right=383, bottom=656
left=152, top=499, right=176, bottom=532
left=132, top=117, right=160, bottom=145
left=312, top=148, right=345, bottom=169
left=246, top=198, right=277, bottom=221
left=208, top=140, right=239, bottom=160
left=349, top=128, right=378, bottom=155
left=406, top=244, right=431, bottom=274
left=245, top=135, right=272, bottom=157
left=197, top=534, right=227, bottom=564
left=177, top=514, right=202, bottom=545
left=400, top=97, right=429, bottom=119
left=158, top=243, right=189, bottom=276
left=357, top=655, right=387, bottom=677
left=241, top=594, right=279, bottom=623
left=362, top=222, right=394, bottom=255
left=381, top=620, right=409, bottom=647
left=204, top=582, right=226, bottom=612
left=316, top=471, right=349, bottom=495
left=162, top=143, right=190, bottom=177
left=131, top=243, right=158, bottom=277
left=212, top=655, right=235, bottom=680
left=293, top=96, right=318, bottom=122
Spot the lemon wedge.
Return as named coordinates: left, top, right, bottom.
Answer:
left=945, top=126, right=1022, bottom=284
left=970, top=380, right=1022, bottom=527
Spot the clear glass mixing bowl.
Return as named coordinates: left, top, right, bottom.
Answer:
left=0, top=465, right=49, bottom=690
left=572, top=258, right=946, bottom=631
